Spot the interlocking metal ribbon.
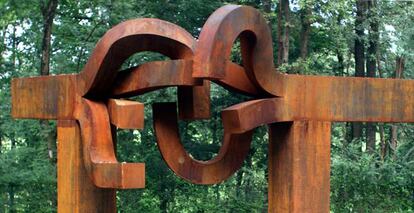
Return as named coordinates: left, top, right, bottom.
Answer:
left=76, top=5, right=278, bottom=186
left=11, top=4, right=414, bottom=189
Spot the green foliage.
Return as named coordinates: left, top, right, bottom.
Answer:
left=331, top=143, right=414, bottom=212
left=0, top=0, right=413, bottom=212
left=0, top=144, right=56, bottom=212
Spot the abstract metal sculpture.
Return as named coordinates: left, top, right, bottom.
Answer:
left=11, top=5, right=414, bottom=212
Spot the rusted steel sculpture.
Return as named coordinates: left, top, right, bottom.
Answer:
left=11, top=5, right=414, bottom=212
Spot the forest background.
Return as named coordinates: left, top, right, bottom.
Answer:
left=0, top=0, right=413, bottom=212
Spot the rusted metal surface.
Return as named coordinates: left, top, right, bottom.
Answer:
left=10, top=4, right=414, bottom=212
left=153, top=102, right=253, bottom=184
left=11, top=75, right=76, bottom=119
left=193, top=5, right=282, bottom=96
left=76, top=18, right=195, bottom=97
left=221, top=75, right=414, bottom=135
left=111, top=60, right=199, bottom=97
left=74, top=98, right=145, bottom=189
left=57, top=120, right=116, bottom=212
left=268, top=121, right=331, bottom=212
left=107, top=99, right=144, bottom=129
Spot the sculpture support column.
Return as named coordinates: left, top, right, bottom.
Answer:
left=268, top=121, right=331, bottom=213
left=57, top=120, right=116, bottom=212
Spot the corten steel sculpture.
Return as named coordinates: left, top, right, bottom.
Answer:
left=10, top=5, right=414, bottom=212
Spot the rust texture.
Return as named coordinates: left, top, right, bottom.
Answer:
left=10, top=4, right=414, bottom=212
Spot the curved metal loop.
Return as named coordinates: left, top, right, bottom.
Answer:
left=153, top=102, right=253, bottom=185
left=73, top=6, right=280, bottom=187
left=74, top=97, right=145, bottom=189
left=73, top=18, right=213, bottom=188
left=77, top=18, right=196, bottom=98
left=193, top=5, right=283, bottom=96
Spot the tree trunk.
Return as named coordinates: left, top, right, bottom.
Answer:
left=377, top=51, right=383, bottom=78
left=379, top=124, right=387, bottom=160
left=12, top=25, right=17, bottom=74
left=395, top=56, right=404, bottom=79
left=277, top=0, right=290, bottom=66
left=354, top=0, right=366, bottom=78
left=282, top=0, right=290, bottom=65
left=346, top=50, right=352, bottom=76
left=300, top=1, right=312, bottom=59
left=365, top=0, right=379, bottom=152
left=366, top=123, right=376, bottom=152
left=215, top=185, right=220, bottom=206
left=336, top=49, right=345, bottom=76
left=335, top=14, right=345, bottom=77
left=160, top=186, right=168, bottom=213
left=263, top=0, right=272, bottom=14
left=243, top=150, right=254, bottom=202
left=40, top=0, right=58, bottom=76
left=159, top=167, right=169, bottom=213
left=344, top=122, right=351, bottom=145
left=351, top=122, right=363, bottom=141
left=39, top=0, right=58, bottom=161
left=390, top=56, right=405, bottom=157
left=390, top=125, right=398, bottom=156
left=352, top=0, right=367, bottom=141
left=8, top=138, right=16, bottom=213
left=8, top=184, right=15, bottom=213
left=366, top=0, right=378, bottom=79
left=277, top=1, right=283, bottom=66
left=262, top=0, right=273, bottom=33
left=0, top=26, right=6, bottom=66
